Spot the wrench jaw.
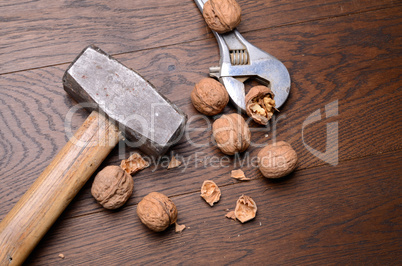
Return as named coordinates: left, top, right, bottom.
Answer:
left=210, top=30, right=291, bottom=110
left=254, top=59, right=291, bottom=109
left=209, top=65, right=247, bottom=113
left=210, top=58, right=290, bottom=112
left=239, top=30, right=291, bottom=108
left=221, top=76, right=247, bottom=112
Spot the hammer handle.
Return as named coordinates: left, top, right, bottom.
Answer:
left=0, top=111, right=121, bottom=265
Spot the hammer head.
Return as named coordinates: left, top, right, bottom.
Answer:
left=63, top=45, right=187, bottom=156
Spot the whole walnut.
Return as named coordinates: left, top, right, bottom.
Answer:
left=191, top=78, right=229, bottom=116
left=245, top=85, right=276, bottom=125
left=203, top=0, right=241, bottom=34
left=212, top=113, right=251, bottom=155
left=257, top=141, right=298, bottom=178
left=137, top=192, right=178, bottom=232
left=91, top=165, right=134, bottom=209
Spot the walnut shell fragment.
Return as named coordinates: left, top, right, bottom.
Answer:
left=175, top=222, right=186, bottom=233
left=191, top=77, right=229, bottom=116
left=137, top=192, right=178, bottom=232
left=225, top=211, right=236, bottom=221
left=245, top=85, right=277, bottom=125
left=212, top=113, right=251, bottom=155
left=231, top=169, right=250, bottom=181
left=200, top=180, right=221, bottom=206
left=234, top=195, right=257, bottom=223
left=257, top=141, right=298, bottom=178
left=120, top=153, right=149, bottom=175
left=168, top=155, right=182, bottom=169
left=91, top=165, right=134, bottom=209
left=203, top=0, right=241, bottom=34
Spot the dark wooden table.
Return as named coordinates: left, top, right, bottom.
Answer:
left=1, top=0, right=401, bottom=264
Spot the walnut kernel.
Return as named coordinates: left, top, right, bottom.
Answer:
left=201, top=180, right=221, bottom=206
left=191, top=78, right=229, bottom=116
left=245, top=85, right=277, bottom=125
left=203, top=0, right=241, bottom=34
left=212, top=113, right=251, bottom=155
left=234, top=195, right=257, bottom=223
left=257, top=141, right=298, bottom=178
left=91, top=165, right=134, bottom=209
left=137, top=192, right=178, bottom=232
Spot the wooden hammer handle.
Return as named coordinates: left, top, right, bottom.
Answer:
left=0, top=111, right=122, bottom=265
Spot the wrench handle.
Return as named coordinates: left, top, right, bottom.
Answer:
left=0, top=111, right=121, bottom=265
left=193, top=0, right=207, bottom=12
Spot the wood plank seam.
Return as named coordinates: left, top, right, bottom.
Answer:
left=1, top=4, right=401, bottom=76
left=54, top=148, right=402, bottom=222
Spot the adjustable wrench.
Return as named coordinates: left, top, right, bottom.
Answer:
left=194, top=0, right=291, bottom=112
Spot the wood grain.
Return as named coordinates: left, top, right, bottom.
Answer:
left=0, top=0, right=401, bottom=264
left=0, top=6, right=401, bottom=221
left=0, top=0, right=399, bottom=74
left=0, top=111, right=121, bottom=265
left=25, top=150, right=402, bottom=265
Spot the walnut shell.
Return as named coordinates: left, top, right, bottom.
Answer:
left=191, top=78, right=229, bottom=116
left=137, top=192, right=178, bottom=232
left=225, top=211, right=237, bottom=221
left=234, top=195, right=257, bottom=223
left=245, top=85, right=276, bottom=125
left=120, top=153, right=149, bottom=175
left=231, top=169, right=250, bottom=181
left=200, top=180, right=221, bottom=206
left=257, top=141, right=298, bottom=178
left=167, top=155, right=182, bottom=169
left=203, top=0, right=241, bottom=34
left=212, top=113, right=251, bottom=155
left=91, top=165, right=134, bottom=209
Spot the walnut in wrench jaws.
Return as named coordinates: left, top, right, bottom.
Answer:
left=245, top=85, right=277, bottom=125
left=245, top=85, right=276, bottom=125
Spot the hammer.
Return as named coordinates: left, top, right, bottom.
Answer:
left=0, top=45, right=187, bottom=264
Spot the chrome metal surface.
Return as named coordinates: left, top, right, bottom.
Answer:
left=63, top=45, right=187, bottom=156
left=193, top=0, right=291, bottom=112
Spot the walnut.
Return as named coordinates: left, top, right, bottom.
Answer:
left=234, top=195, right=257, bottom=223
left=137, top=192, right=178, bottom=232
left=245, top=85, right=277, bottom=125
left=200, top=180, right=221, bottom=206
left=203, top=0, right=241, bottom=34
left=191, top=77, right=229, bottom=116
left=120, top=153, right=149, bottom=175
left=212, top=113, right=251, bottom=155
left=91, top=165, right=134, bottom=209
left=257, top=141, right=298, bottom=178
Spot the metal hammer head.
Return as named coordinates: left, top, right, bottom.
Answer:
left=63, top=45, right=187, bottom=156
